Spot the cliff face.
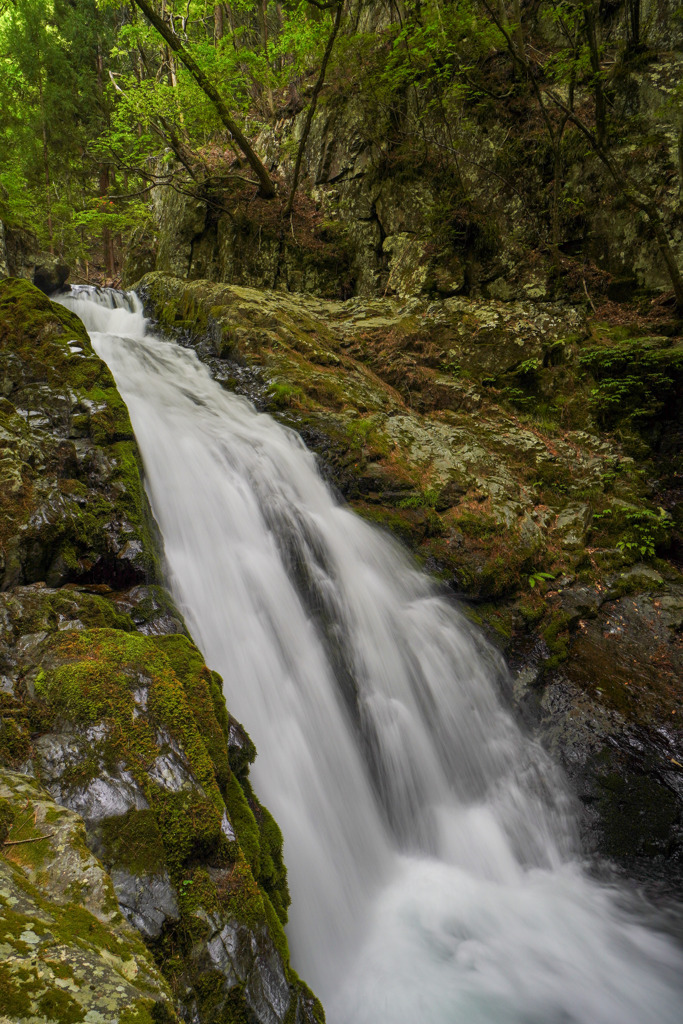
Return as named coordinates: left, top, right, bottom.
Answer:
left=137, top=270, right=683, bottom=883
left=143, top=3, right=683, bottom=311
left=0, top=279, right=323, bottom=1024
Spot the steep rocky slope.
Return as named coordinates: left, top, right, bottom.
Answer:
left=0, top=279, right=323, bottom=1024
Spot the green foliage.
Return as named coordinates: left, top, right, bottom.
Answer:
left=591, top=505, right=672, bottom=560
left=580, top=341, right=683, bottom=430
left=398, top=487, right=441, bottom=509
left=0, top=0, right=118, bottom=254
left=528, top=570, right=555, bottom=589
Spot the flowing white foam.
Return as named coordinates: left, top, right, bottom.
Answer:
left=60, top=285, right=683, bottom=1024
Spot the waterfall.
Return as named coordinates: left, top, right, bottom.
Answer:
left=60, top=286, right=682, bottom=1024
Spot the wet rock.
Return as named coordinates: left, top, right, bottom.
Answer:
left=0, top=278, right=159, bottom=590
left=110, top=867, right=179, bottom=940
left=112, top=583, right=187, bottom=636
left=555, top=585, right=601, bottom=624
left=33, top=258, right=70, bottom=296
left=555, top=505, right=591, bottom=549
left=199, top=913, right=292, bottom=1024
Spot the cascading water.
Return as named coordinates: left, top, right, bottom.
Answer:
left=60, top=286, right=682, bottom=1024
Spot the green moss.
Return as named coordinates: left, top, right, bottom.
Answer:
left=120, top=998, right=172, bottom=1024
left=262, top=893, right=290, bottom=964
left=150, top=1001, right=178, bottom=1024
left=126, top=586, right=184, bottom=632
left=35, top=629, right=223, bottom=806
left=476, top=553, right=528, bottom=600
left=452, top=511, right=498, bottom=539
left=216, top=985, right=257, bottom=1024
left=99, top=809, right=167, bottom=877
left=215, top=859, right=265, bottom=933
left=464, top=603, right=513, bottom=643
left=0, top=279, right=161, bottom=588
left=239, top=777, right=289, bottom=925
left=345, top=417, right=376, bottom=453
left=0, top=964, right=32, bottom=1017
left=516, top=601, right=545, bottom=627
left=223, top=773, right=261, bottom=876
left=191, top=969, right=230, bottom=1021
left=152, top=788, right=227, bottom=873
left=0, top=796, right=15, bottom=844
left=37, top=988, right=86, bottom=1023
left=157, top=635, right=231, bottom=789
left=0, top=711, right=32, bottom=770
left=55, top=902, right=134, bottom=956
left=541, top=612, right=572, bottom=671
left=267, top=380, right=305, bottom=409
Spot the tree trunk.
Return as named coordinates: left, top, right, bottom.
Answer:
left=214, top=3, right=224, bottom=41
left=641, top=202, right=683, bottom=310
left=284, top=1, right=343, bottom=217
left=131, top=0, right=276, bottom=198
left=583, top=3, right=606, bottom=146
left=627, top=0, right=640, bottom=51
left=37, top=70, right=53, bottom=250
left=99, top=165, right=116, bottom=279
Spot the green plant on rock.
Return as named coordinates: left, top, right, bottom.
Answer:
left=398, top=487, right=440, bottom=510
left=615, top=508, right=672, bottom=560
left=528, top=571, right=555, bottom=589
left=267, top=381, right=304, bottom=410
left=580, top=342, right=683, bottom=432
left=591, top=505, right=672, bottom=560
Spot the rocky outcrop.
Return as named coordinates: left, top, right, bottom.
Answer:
left=145, top=28, right=683, bottom=310
left=0, top=279, right=323, bottom=1024
left=0, top=279, right=156, bottom=590
left=145, top=180, right=354, bottom=299
left=138, top=271, right=683, bottom=881
left=0, top=222, right=71, bottom=295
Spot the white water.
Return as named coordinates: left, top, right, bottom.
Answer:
left=61, top=286, right=683, bottom=1024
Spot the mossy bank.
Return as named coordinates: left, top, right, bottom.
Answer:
left=0, top=278, right=323, bottom=1024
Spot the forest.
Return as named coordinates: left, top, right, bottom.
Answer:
left=2, top=0, right=682, bottom=305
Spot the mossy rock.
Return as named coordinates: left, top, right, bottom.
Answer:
left=0, top=278, right=160, bottom=589
left=0, top=769, right=176, bottom=1024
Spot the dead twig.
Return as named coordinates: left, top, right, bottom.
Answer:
left=3, top=833, right=55, bottom=847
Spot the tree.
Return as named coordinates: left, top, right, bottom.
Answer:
left=284, top=0, right=344, bottom=217
left=129, top=0, right=277, bottom=197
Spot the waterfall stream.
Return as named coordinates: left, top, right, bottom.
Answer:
left=60, top=286, right=682, bottom=1024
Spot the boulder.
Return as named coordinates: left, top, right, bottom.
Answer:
left=33, top=257, right=70, bottom=295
